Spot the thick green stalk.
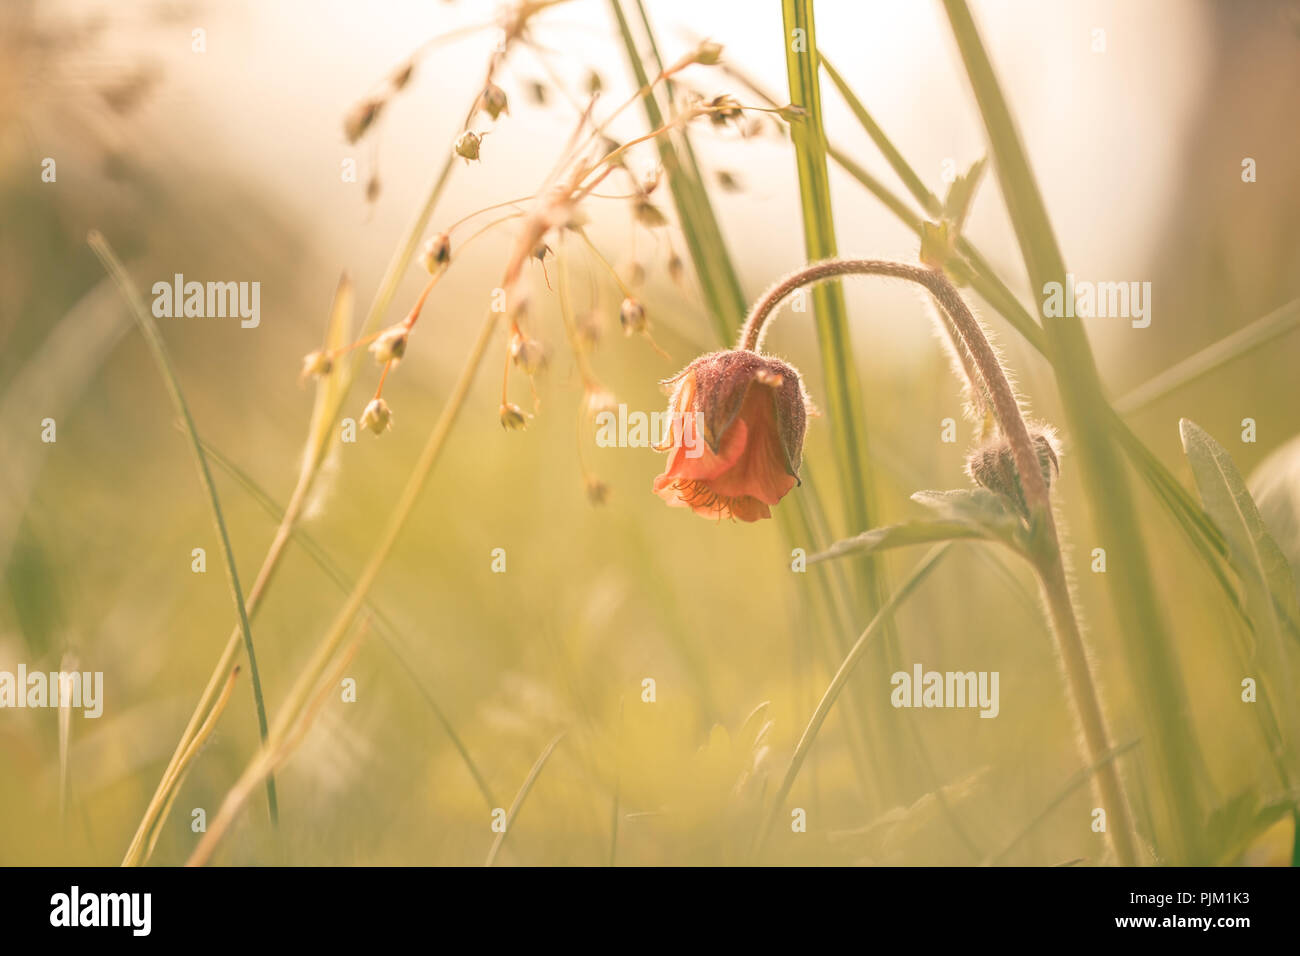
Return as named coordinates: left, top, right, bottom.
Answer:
left=611, top=0, right=884, bottom=804
left=941, top=0, right=1209, bottom=861
left=781, top=0, right=909, bottom=796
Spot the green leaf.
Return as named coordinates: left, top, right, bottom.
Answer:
left=1117, top=296, right=1300, bottom=415
left=810, top=488, right=1026, bottom=565
left=1179, top=419, right=1300, bottom=783
left=1180, top=419, right=1300, bottom=652
left=810, top=518, right=997, bottom=565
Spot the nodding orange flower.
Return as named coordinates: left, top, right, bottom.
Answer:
left=653, top=349, right=812, bottom=522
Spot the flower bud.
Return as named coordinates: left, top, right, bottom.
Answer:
left=667, top=252, right=685, bottom=286
left=454, top=130, right=484, bottom=162
left=576, top=311, right=601, bottom=352
left=390, top=61, right=414, bottom=91
left=479, top=82, right=509, bottom=120
left=344, top=96, right=384, bottom=143
left=693, top=39, right=724, bottom=66
left=776, top=103, right=807, bottom=124
left=500, top=402, right=529, bottom=430
left=619, top=297, right=646, bottom=335
left=420, top=232, right=451, bottom=273
left=965, top=428, right=1060, bottom=518
left=653, top=349, right=813, bottom=522
left=300, top=349, right=334, bottom=382
left=509, top=332, right=548, bottom=375
left=621, top=260, right=646, bottom=289
left=369, top=325, right=409, bottom=365
left=634, top=200, right=667, bottom=228
left=585, top=475, right=610, bottom=506
left=360, top=398, right=393, bottom=435
left=707, top=94, right=742, bottom=128
left=716, top=170, right=741, bottom=192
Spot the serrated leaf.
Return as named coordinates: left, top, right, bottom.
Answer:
left=942, top=156, right=986, bottom=233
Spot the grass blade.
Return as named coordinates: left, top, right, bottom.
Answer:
left=1117, top=297, right=1300, bottom=415
left=755, top=543, right=951, bottom=859
left=87, top=231, right=279, bottom=829
left=199, top=437, right=497, bottom=813
left=983, top=739, right=1140, bottom=865
left=820, top=53, right=940, bottom=217
left=485, top=732, right=566, bottom=867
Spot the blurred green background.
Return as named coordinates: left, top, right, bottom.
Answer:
left=2, top=0, right=1299, bottom=865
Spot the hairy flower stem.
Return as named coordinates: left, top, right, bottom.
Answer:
left=742, top=258, right=1141, bottom=866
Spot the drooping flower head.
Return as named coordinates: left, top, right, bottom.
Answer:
left=653, top=349, right=812, bottom=522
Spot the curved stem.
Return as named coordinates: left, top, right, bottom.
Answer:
left=742, top=258, right=1047, bottom=516
left=745, top=257, right=1141, bottom=865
